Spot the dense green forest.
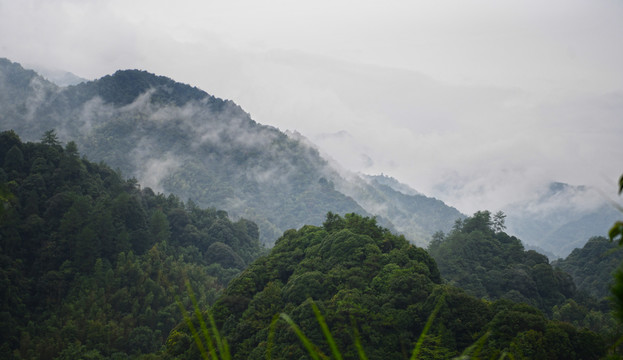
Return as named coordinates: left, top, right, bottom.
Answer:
left=0, top=130, right=263, bottom=359
left=427, top=211, right=619, bottom=342
left=1, top=129, right=620, bottom=359
left=427, top=211, right=576, bottom=312
left=1, top=56, right=621, bottom=358
left=553, top=236, right=623, bottom=300
left=163, top=212, right=606, bottom=360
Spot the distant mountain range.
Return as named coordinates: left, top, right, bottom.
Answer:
left=1, top=58, right=616, bottom=253
left=505, top=182, right=620, bottom=258
left=24, top=64, right=88, bottom=86
left=0, top=58, right=463, bottom=246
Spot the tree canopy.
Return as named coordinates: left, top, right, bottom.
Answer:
left=0, top=131, right=264, bottom=359
left=165, top=212, right=605, bottom=360
left=428, top=211, right=576, bottom=314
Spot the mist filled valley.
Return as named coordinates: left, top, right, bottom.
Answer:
left=1, top=58, right=622, bottom=359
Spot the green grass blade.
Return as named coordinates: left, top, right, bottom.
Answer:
left=186, top=281, right=220, bottom=360
left=410, top=294, right=446, bottom=360
left=206, top=306, right=231, bottom=360
left=176, top=296, right=210, bottom=360
left=266, top=313, right=280, bottom=360
left=310, top=300, right=344, bottom=360
left=350, top=316, right=369, bottom=360
left=280, top=313, right=324, bottom=360
left=459, top=331, right=490, bottom=358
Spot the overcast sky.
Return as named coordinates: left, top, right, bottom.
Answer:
left=1, top=0, right=622, bottom=214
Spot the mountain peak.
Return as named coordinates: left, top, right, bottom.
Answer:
left=65, top=69, right=210, bottom=107
left=0, top=58, right=462, bottom=245
left=0, top=57, right=56, bottom=96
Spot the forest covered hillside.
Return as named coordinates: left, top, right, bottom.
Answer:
left=427, top=211, right=577, bottom=313
left=0, top=131, right=264, bottom=359
left=2, top=58, right=623, bottom=359
left=427, top=213, right=622, bottom=347
left=0, top=131, right=619, bottom=359
left=553, top=236, right=623, bottom=300
left=164, top=213, right=607, bottom=360
left=0, top=58, right=462, bottom=246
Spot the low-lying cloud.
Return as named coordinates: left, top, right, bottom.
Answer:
left=1, top=0, right=622, bottom=217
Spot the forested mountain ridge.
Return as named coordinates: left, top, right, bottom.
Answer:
left=427, top=211, right=620, bottom=343
left=0, top=132, right=614, bottom=358
left=338, top=174, right=465, bottom=247
left=553, top=236, right=623, bottom=300
left=428, top=211, right=576, bottom=313
left=505, top=182, right=621, bottom=258
left=164, top=212, right=606, bottom=360
left=0, top=57, right=462, bottom=245
left=0, top=131, right=264, bottom=359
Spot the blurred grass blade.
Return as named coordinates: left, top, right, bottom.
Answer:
left=280, top=313, right=324, bottom=360
left=459, top=331, right=490, bottom=358
left=266, top=313, right=280, bottom=360
left=350, top=316, right=369, bottom=360
left=410, top=294, right=446, bottom=360
left=176, top=296, right=210, bottom=360
left=310, top=300, right=344, bottom=360
left=207, top=305, right=231, bottom=359
left=186, top=281, right=220, bottom=360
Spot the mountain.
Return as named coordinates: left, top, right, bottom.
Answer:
left=25, top=64, right=88, bottom=86
left=335, top=173, right=464, bottom=247
left=0, top=132, right=264, bottom=358
left=504, top=182, right=620, bottom=258
left=427, top=210, right=576, bottom=314
left=0, top=59, right=613, bottom=359
left=1, top=139, right=607, bottom=359
left=165, top=213, right=605, bottom=360
left=553, top=236, right=623, bottom=300
left=0, top=58, right=461, bottom=245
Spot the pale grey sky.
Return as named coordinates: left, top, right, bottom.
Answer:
left=1, top=0, right=622, bottom=213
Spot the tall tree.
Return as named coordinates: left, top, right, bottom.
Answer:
left=492, top=210, right=507, bottom=232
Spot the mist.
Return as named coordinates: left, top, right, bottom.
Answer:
left=1, top=0, right=622, bottom=215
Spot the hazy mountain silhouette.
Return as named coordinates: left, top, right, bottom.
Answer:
left=0, top=58, right=462, bottom=245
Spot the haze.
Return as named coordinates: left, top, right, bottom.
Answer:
left=1, top=0, right=622, bottom=214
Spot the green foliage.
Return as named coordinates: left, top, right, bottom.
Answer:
left=275, top=295, right=445, bottom=360
left=166, top=213, right=605, bottom=359
left=609, top=173, right=623, bottom=349
left=610, top=176, right=623, bottom=246
left=177, top=281, right=231, bottom=360
left=0, top=132, right=264, bottom=359
left=345, top=175, right=464, bottom=246
left=553, top=236, right=623, bottom=300
left=428, top=210, right=576, bottom=314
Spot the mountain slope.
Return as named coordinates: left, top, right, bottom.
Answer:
left=166, top=213, right=605, bottom=360
left=0, top=58, right=461, bottom=245
left=505, top=182, right=620, bottom=258
left=427, top=210, right=576, bottom=314
left=335, top=174, right=464, bottom=246
left=553, top=236, right=623, bottom=300
left=0, top=132, right=264, bottom=358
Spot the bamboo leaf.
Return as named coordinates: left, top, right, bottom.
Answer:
left=609, top=221, right=623, bottom=244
